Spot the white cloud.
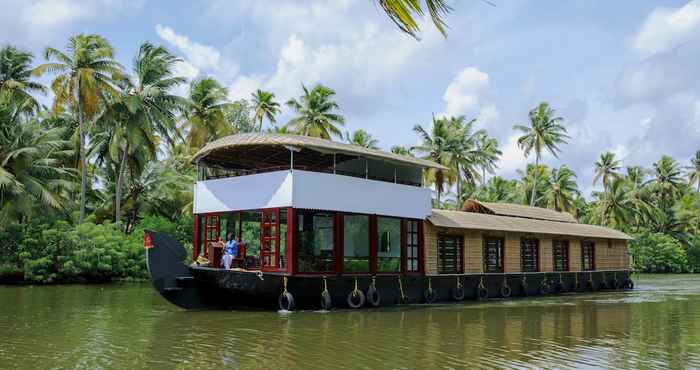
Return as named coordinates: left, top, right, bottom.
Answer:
left=228, top=76, right=263, bottom=101
left=497, top=134, right=529, bottom=176
left=155, top=24, right=224, bottom=73
left=610, top=144, right=629, bottom=162
left=477, top=104, right=500, bottom=127
left=442, top=67, right=490, bottom=117
left=633, top=0, right=700, bottom=56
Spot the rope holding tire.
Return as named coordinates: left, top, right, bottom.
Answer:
left=500, top=276, right=511, bottom=298
left=598, top=272, right=607, bottom=290
left=397, top=276, right=407, bottom=303
left=424, top=277, right=437, bottom=303
left=278, top=276, right=294, bottom=311
left=367, top=276, right=381, bottom=307
left=521, top=275, right=528, bottom=297
left=539, top=276, right=549, bottom=295
left=347, top=277, right=365, bottom=308
left=451, top=276, right=465, bottom=301
left=477, top=276, right=488, bottom=300
left=587, top=272, right=596, bottom=291
left=320, top=275, right=332, bottom=310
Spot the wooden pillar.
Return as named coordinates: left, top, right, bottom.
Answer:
left=193, top=214, right=200, bottom=260
left=286, top=208, right=295, bottom=274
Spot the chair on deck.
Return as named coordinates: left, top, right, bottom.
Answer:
left=232, top=243, right=246, bottom=269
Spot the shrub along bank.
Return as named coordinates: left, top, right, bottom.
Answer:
left=0, top=216, right=192, bottom=284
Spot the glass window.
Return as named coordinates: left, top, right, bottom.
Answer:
left=553, top=240, right=569, bottom=272
left=520, top=238, right=539, bottom=272
left=438, top=235, right=463, bottom=274
left=582, top=241, right=595, bottom=271
left=377, top=217, right=401, bottom=273
left=405, top=220, right=420, bottom=272
left=343, top=214, right=369, bottom=273
left=296, top=210, right=335, bottom=272
left=240, top=211, right=261, bottom=258
left=483, top=237, right=504, bottom=273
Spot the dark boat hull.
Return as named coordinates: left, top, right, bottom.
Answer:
left=145, top=231, right=633, bottom=310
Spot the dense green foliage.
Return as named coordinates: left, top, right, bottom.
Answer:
left=0, top=32, right=698, bottom=283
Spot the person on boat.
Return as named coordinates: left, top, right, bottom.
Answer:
left=221, top=233, right=238, bottom=269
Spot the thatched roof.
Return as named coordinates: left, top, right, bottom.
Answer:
left=463, top=199, right=577, bottom=223
left=192, top=133, right=448, bottom=170
left=428, top=209, right=632, bottom=240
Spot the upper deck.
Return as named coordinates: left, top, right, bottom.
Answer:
left=192, top=133, right=446, bottom=219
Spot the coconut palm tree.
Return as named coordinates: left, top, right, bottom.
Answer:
left=475, top=133, right=500, bottom=185
left=96, top=42, right=185, bottom=226
left=593, top=177, right=631, bottom=228
left=649, top=155, right=684, bottom=208
left=412, top=116, right=456, bottom=207
left=345, top=129, right=379, bottom=149
left=35, top=34, right=122, bottom=223
left=251, top=89, right=280, bottom=133
left=545, top=165, right=579, bottom=213
left=472, top=176, right=519, bottom=203
left=687, top=150, right=700, bottom=194
left=0, top=46, right=45, bottom=114
left=0, top=98, right=75, bottom=222
left=181, top=77, right=234, bottom=150
left=390, top=145, right=413, bottom=156
left=518, top=163, right=551, bottom=207
left=513, top=102, right=569, bottom=206
left=286, top=84, right=345, bottom=139
left=593, top=151, right=621, bottom=191
left=376, top=0, right=451, bottom=38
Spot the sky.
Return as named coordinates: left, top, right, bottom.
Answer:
left=1, top=0, right=699, bottom=197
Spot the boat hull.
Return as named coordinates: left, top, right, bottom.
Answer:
left=145, top=230, right=633, bottom=310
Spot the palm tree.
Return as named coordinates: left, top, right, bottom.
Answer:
left=593, top=177, right=631, bottom=228
left=624, top=166, right=654, bottom=231
left=545, top=165, right=579, bottom=213
left=376, top=0, right=451, bottom=38
left=251, top=89, right=280, bottom=133
left=593, top=151, right=621, bottom=191
left=35, top=34, right=122, bottom=223
left=687, top=150, right=700, bottom=194
left=182, top=77, right=234, bottom=150
left=286, top=84, right=345, bottom=139
left=472, top=176, right=519, bottom=203
left=345, top=129, right=379, bottom=149
left=649, top=155, right=684, bottom=208
left=513, top=102, right=569, bottom=206
left=0, top=46, right=46, bottom=114
left=475, top=133, right=500, bottom=185
left=96, top=42, right=185, bottom=226
left=412, top=116, right=456, bottom=207
left=390, top=145, right=413, bottom=156
left=518, top=163, right=551, bottom=207
left=0, top=98, right=75, bottom=222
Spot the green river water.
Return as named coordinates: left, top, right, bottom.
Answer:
left=1, top=274, right=699, bottom=370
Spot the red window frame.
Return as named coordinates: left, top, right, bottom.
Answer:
left=553, top=240, right=570, bottom=272
left=404, top=219, right=421, bottom=273
left=520, top=238, right=540, bottom=272
left=483, top=237, right=504, bottom=273
left=260, top=208, right=282, bottom=272
left=582, top=241, right=596, bottom=271
left=437, top=234, right=464, bottom=274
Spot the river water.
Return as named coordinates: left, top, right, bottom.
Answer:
left=1, top=274, right=699, bottom=370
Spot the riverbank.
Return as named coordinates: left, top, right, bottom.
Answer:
left=1, top=274, right=699, bottom=369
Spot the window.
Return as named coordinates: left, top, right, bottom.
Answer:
left=553, top=240, right=569, bottom=272
left=521, top=238, right=539, bottom=272
left=483, top=237, right=504, bottom=273
left=241, top=211, right=261, bottom=258
left=343, top=214, right=369, bottom=273
left=405, top=220, right=420, bottom=272
left=438, top=235, right=463, bottom=274
left=296, top=210, right=335, bottom=272
left=582, top=241, right=595, bottom=271
left=377, top=217, right=401, bottom=273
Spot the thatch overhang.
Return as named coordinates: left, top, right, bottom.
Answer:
left=428, top=209, right=632, bottom=240
left=192, top=133, right=448, bottom=171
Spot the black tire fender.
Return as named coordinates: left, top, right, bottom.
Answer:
left=625, top=279, right=634, bottom=290
left=539, top=283, right=549, bottom=295
left=321, top=290, right=332, bottom=310
left=477, top=286, right=489, bottom=300
left=424, top=288, right=437, bottom=304
left=367, top=286, right=381, bottom=307
left=598, top=280, right=608, bottom=290
left=347, top=290, right=366, bottom=309
left=500, top=285, right=512, bottom=298
left=553, top=281, right=563, bottom=294
left=278, top=291, right=294, bottom=311
left=451, top=286, right=465, bottom=301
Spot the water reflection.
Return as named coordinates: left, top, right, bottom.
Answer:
left=1, top=275, right=699, bottom=369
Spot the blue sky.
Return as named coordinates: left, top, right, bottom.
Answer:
left=2, top=0, right=699, bottom=197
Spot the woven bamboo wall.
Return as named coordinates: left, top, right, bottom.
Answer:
left=423, top=223, right=630, bottom=274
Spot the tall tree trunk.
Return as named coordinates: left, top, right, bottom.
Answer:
left=115, top=144, right=128, bottom=228
left=78, top=106, right=87, bottom=224
left=529, top=156, right=539, bottom=207
left=456, top=163, right=461, bottom=209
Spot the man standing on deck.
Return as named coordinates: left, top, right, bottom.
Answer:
left=221, top=233, right=238, bottom=269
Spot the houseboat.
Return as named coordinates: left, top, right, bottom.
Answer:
left=145, top=133, right=634, bottom=310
